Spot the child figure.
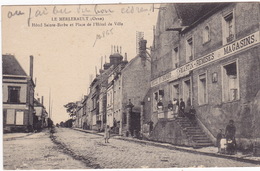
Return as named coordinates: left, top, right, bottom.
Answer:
left=216, top=129, right=223, bottom=153
left=104, top=125, right=110, bottom=143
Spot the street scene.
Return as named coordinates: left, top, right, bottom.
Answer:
left=2, top=2, right=260, bottom=170
left=3, top=128, right=260, bottom=169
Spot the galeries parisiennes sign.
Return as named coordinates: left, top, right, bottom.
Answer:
left=151, top=31, right=259, bottom=87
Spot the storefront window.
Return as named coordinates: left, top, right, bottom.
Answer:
left=222, top=61, right=239, bottom=102
left=198, top=73, right=208, bottom=105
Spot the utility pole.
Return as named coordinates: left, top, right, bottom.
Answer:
left=49, top=88, right=51, bottom=119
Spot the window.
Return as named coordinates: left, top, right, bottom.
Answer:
left=203, top=26, right=210, bottom=43
left=16, top=111, right=24, bottom=125
left=8, top=86, right=20, bottom=103
left=107, top=93, right=110, bottom=107
left=222, top=61, right=239, bottom=102
left=92, top=113, right=96, bottom=125
left=110, top=91, right=113, bottom=106
left=172, top=47, right=179, bottom=68
left=6, top=109, right=15, bottom=124
left=198, top=73, right=208, bottom=105
left=223, top=12, right=235, bottom=44
left=92, top=96, right=96, bottom=110
left=171, top=83, right=179, bottom=101
left=186, top=37, right=193, bottom=62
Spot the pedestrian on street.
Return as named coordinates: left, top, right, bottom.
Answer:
left=225, top=120, right=237, bottom=155
left=104, top=125, right=110, bottom=143
left=179, top=98, right=185, bottom=117
left=216, top=129, right=223, bottom=153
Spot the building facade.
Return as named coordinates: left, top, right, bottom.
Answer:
left=144, top=3, right=259, bottom=148
left=3, top=55, right=35, bottom=132
left=34, top=97, right=48, bottom=129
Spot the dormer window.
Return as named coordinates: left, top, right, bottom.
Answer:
left=203, top=25, right=210, bottom=43
left=186, top=37, right=193, bottom=62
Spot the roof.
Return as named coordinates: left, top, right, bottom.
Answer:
left=110, top=53, right=123, bottom=59
left=2, top=54, right=27, bottom=76
left=175, top=3, right=227, bottom=26
left=34, top=98, right=44, bottom=107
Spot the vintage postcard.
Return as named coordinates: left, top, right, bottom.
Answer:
left=2, top=1, right=260, bottom=170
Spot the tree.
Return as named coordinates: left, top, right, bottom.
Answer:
left=64, top=102, right=77, bottom=118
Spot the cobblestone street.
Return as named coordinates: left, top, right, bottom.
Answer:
left=52, top=128, right=259, bottom=168
left=3, top=130, right=88, bottom=170
left=3, top=128, right=260, bottom=169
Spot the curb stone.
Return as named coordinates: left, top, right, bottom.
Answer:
left=72, top=128, right=260, bottom=165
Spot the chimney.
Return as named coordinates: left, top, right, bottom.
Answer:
left=41, top=96, right=44, bottom=105
left=30, top=55, right=34, bottom=79
left=124, top=53, right=128, bottom=61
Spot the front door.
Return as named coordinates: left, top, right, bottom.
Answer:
left=130, top=112, right=140, bottom=137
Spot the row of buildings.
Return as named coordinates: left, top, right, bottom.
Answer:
left=72, top=2, right=259, bottom=151
left=73, top=45, right=151, bottom=136
left=3, top=54, right=50, bottom=132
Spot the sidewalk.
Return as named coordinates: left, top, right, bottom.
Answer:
left=3, top=132, right=34, bottom=141
left=73, top=128, right=260, bottom=165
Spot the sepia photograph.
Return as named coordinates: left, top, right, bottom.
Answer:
left=1, top=0, right=260, bottom=170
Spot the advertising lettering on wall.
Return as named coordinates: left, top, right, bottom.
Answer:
left=151, top=31, right=259, bottom=87
left=223, top=34, right=257, bottom=56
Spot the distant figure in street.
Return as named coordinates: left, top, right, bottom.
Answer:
left=216, top=129, right=223, bottom=153
left=179, top=98, right=185, bottom=117
left=149, top=121, right=154, bottom=133
left=47, top=118, right=53, bottom=129
left=104, top=125, right=110, bottom=143
left=225, top=120, right=237, bottom=155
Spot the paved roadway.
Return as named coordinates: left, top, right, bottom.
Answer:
left=3, top=127, right=259, bottom=169
left=3, top=130, right=88, bottom=170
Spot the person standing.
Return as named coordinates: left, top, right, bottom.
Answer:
left=188, top=106, right=196, bottom=125
left=104, top=125, right=110, bottom=143
left=179, top=98, right=185, bottom=117
left=174, top=99, right=179, bottom=118
left=216, top=129, right=223, bottom=153
left=168, top=100, right=174, bottom=119
left=225, top=120, right=236, bottom=154
left=157, top=99, right=164, bottom=112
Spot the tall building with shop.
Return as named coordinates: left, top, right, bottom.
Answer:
left=3, top=55, right=35, bottom=132
left=144, top=3, right=259, bottom=147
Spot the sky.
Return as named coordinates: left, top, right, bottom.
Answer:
left=2, top=3, right=159, bottom=124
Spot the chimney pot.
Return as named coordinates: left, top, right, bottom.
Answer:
left=30, top=55, right=34, bottom=79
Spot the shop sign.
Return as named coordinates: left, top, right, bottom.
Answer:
left=151, top=31, right=259, bottom=87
